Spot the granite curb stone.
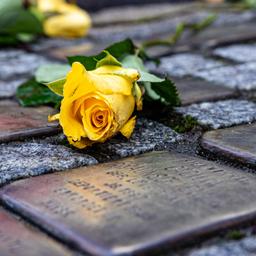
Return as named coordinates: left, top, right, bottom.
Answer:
left=154, top=54, right=223, bottom=77
left=176, top=100, right=256, bottom=129
left=213, top=44, right=256, bottom=63
left=0, top=50, right=51, bottom=81
left=0, top=79, right=27, bottom=98
left=92, top=118, right=184, bottom=159
left=89, top=12, right=211, bottom=43
left=194, top=62, right=256, bottom=90
left=0, top=141, right=98, bottom=185
left=188, top=236, right=256, bottom=256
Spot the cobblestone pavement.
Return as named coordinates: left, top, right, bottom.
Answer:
left=1, top=2, right=256, bottom=256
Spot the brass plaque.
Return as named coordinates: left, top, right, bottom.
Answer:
left=0, top=100, right=60, bottom=142
left=202, top=123, right=256, bottom=167
left=174, top=77, right=235, bottom=105
left=2, top=151, right=256, bottom=255
left=48, top=42, right=94, bottom=61
left=0, top=208, right=72, bottom=256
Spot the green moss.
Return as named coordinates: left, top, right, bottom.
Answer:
left=139, top=101, right=199, bottom=133
left=173, top=115, right=198, bottom=133
left=226, top=230, right=245, bottom=240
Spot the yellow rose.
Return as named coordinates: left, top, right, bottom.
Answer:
left=37, top=0, right=91, bottom=38
left=50, top=62, right=142, bottom=149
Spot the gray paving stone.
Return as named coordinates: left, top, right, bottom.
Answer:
left=90, top=10, right=256, bottom=44
left=214, top=11, right=256, bottom=27
left=201, top=123, right=256, bottom=167
left=30, top=37, right=91, bottom=53
left=0, top=49, right=51, bottom=81
left=213, top=44, right=256, bottom=63
left=92, top=8, right=256, bottom=28
left=0, top=141, right=98, bottom=185
left=92, top=118, right=183, bottom=159
left=176, top=100, right=256, bottom=129
left=89, top=12, right=211, bottom=43
left=91, top=3, right=196, bottom=26
left=0, top=118, right=181, bottom=184
left=242, top=237, right=256, bottom=252
left=0, top=79, right=27, bottom=98
left=194, top=62, right=256, bottom=90
left=155, top=54, right=223, bottom=77
left=188, top=237, right=256, bottom=256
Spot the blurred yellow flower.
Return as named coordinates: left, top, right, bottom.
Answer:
left=51, top=62, right=141, bottom=149
left=37, top=0, right=91, bottom=38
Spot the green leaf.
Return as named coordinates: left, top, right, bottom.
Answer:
left=104, top=38, right=135, bottom=59
left=96, top=51, right=121, bottom=68
left=0, top=9, right=43, bottom=35
left=150, top=78, right=181, bottom=106
left=143, top=82, right=161, bottom=101
left=46, top=78, right=66, bottom=96
left=16, top=33, right=36, bottom=43
left=16, top=78, right=62, bottom=107
left=67, top=55, right=98, bottom=71
left=121, top=54, right=146, bottom=71
left=68, top=38, right=136, bottom=70
left=0, top=35, right=18, bottom=45
left=0, top=0, right=43, bottom=45
left=0, top=0, right=20, bottom=12
left=139, top=71, right=164, bottom=83
left=35, top=64, right=70, bottom=84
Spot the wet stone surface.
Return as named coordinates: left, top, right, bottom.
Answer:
left=188, top=236, right=256, bottom=256
left=0, top=49, right=51, bottom=81
left=201, top=123, right=256, bottom=167
left=173, top=77, right=236, bottom=105
left=0, top=141, right=98, bottom=186
left=0, top=208, right=73, bottom=256
left=1, top=3, right=256, bottom=256
left=154, top=54, right=223, bottom=78
left=194, top=62, right=256, bottom=90
left=176, top=100, right=256, bottom=129
left=213, top=44, right=256, bottom=63
left=90, top=118, right=183, bottom=160
left=0, top=100, right=59, bottom=142
left=3, top=151, right=256, bottom=255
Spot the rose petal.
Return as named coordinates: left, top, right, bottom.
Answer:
left=48, top=113, right=60, bottom=122
left=67, top=137, right=94, bottom=149
left=120, top=116, right=136, bottom=139
left=59, top=98, right=86, bottom=140
left=104, top=94, right=135, bottom=128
